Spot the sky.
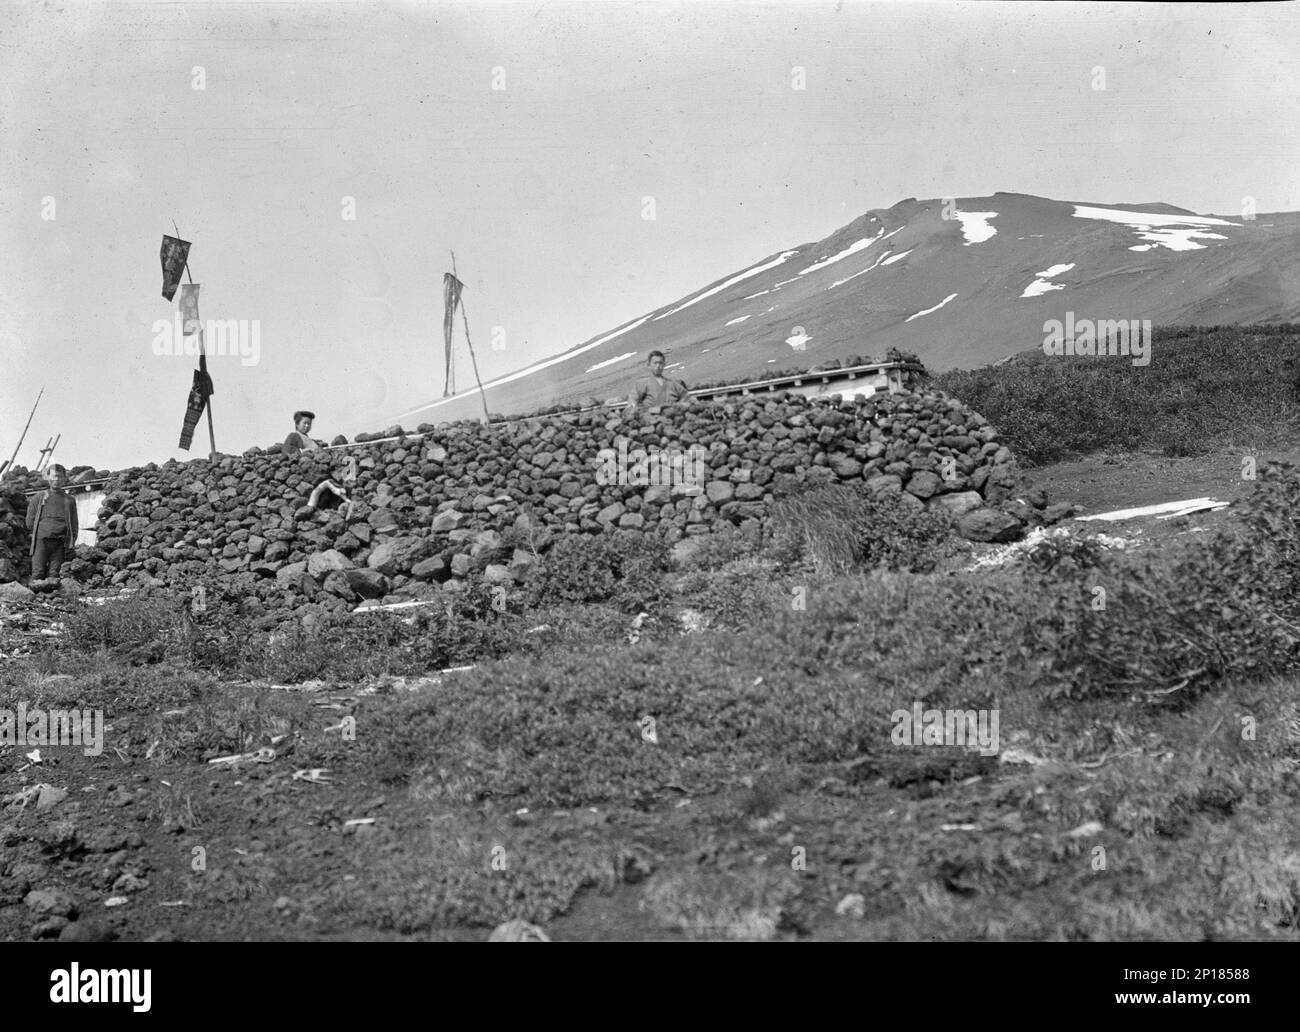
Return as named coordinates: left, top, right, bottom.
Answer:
left=1, top=0, right=1297, bottom=472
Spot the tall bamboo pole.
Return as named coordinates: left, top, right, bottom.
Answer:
left=450, top=251, right=492, bottom=425
left=1, top=386, right=44, bottom=478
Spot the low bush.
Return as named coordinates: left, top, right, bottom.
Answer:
left=1029, top=462, right=1300, bottom=703
left=527, top=531, right=672, bottom=613
left=60, top=592, right=185, bottom=659
left=674, top=524, right=764, bottom=571
left=1018, top=533, right=1108, bottom=574
left=766, top=485, right=956, bottom=575
left=672, top=560, right=789, bottom=631
left=759, top=570, right=1040, bottom=711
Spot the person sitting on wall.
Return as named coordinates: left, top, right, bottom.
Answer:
left=627, top=351, right=691, bottom=414
left=283, top=411, right=322, bottom=456
left=25, top=463, right=78, bottom=584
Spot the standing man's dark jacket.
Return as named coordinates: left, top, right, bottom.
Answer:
left=26, top=488, right=78, bottom=557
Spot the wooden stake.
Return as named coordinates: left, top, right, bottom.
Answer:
left=450, top=251, right=492, bottom=425
left=36, top=434, right=60, bottom=472
left=2, top=386, right=43, bottom=479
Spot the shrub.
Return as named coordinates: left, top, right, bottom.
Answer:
left=60, top=591, right=187, bottom=663
left=527, top=531, right=671, bottom=613
left=672, top=560, right=788, bottom=631
left=675, top=523, right=763, bottom=571
left=766, top=485, right=956, bottom=574
left=1019, top=533, right=1108, bottom=575
left=1028, top=465, right=1300, bottom=703
left=758, top=570, right=1038, bottom=711
left=527, top=534, right=618, bottom=604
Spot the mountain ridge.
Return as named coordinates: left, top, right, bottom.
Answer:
left=397, top=192, right=1300, bottom=425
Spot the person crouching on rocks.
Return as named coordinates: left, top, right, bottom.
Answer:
left=283, top=410, right=322, bottom=456
left=25, top=463, right=78, bottom=584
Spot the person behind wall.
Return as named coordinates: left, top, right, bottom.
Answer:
left=25, top=463, right=78, bottom=582
left=627, top=351, right=691, bottom=414
left=283, top=410, right=322, bottom=456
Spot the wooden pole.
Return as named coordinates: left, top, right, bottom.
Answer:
left=36, top=434, right=60, bottom=472
left=450, top=251, right=492, bottom=425
left=173, top=220, right=218, bottom=459
left=2, top=386, right=43, bottom=479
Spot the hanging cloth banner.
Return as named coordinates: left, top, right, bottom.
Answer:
left=176, top=283, right=215, bottom=450
left=442, top=272, right=463, bottom=397
left=179, top=283, right=203, bottom=341
left=160, top=235, right=191, bottom=302
left=178, top=368, right=215, bottom=450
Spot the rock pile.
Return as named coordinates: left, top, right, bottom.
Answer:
left=0, top=476, right=33, bottom=584
left=4, top=388, right=1061, bottom=614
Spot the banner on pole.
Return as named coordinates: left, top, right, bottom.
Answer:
left=177, top=368, right=214, bottom=451
left=442, top=272, right=463, bottom=397
left=179, top=283, right=203, bottom=340
left=176, top=284, right=215, bottom=450
left=160, top=235, right=191, bottom=302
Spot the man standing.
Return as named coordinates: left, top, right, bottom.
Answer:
left=627, top=351, right=691, bottom=414
left=26, top=464, right=78, bottom=582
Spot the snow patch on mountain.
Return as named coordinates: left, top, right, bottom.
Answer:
left=725, top=315, right=750, bottom=326
left=905, top=293, right=958, bottom=322
left=955, top=211, right=998, bottom=245
left=799, top=228, right=885, bottom=274
left=1073, top=205, right=1236, bottom=228
left=828, top=250, right=890, bottom=289
left=786, top=328, right=812, bottom=350
left=585, top=351, right=637, bottom=373
left=652, top=250, right=799, bottom=321
left=1020, top=262, right=1076, bottom=299
left=1072, top=205, right=1238, bottom=252
left=1137, top=228, right=1229, bottom=251
left=882, top=249, right=913, bottom=266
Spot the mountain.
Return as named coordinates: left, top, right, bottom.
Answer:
left=396, top=192, right=1300, bottom=425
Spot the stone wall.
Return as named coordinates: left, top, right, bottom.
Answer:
left=5, top=388, right=1050, bottom=612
